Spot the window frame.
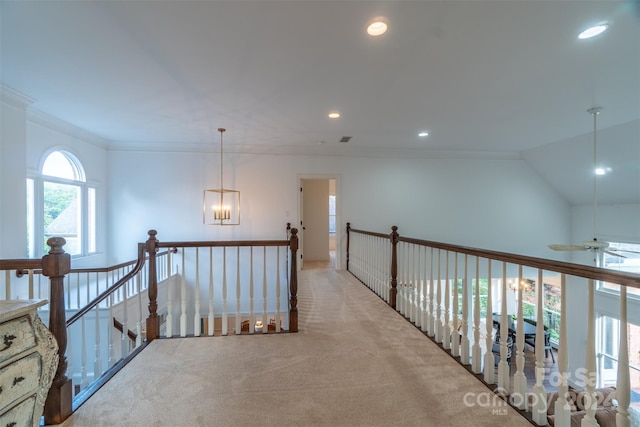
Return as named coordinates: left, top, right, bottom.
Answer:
left=27, top=149, right=97, bottom=259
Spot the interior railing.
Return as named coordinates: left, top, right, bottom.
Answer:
left=346, top=223, right=640, bottom=427
left=0, top=226, right=299, bottom=425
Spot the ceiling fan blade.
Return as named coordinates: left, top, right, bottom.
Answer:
left=548, top=244, right=587, bottom=251
left=608, top=248, right=640, bottom=255
left=604, top=250, right=627, bottom=258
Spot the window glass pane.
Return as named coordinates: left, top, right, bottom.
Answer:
left=88, top=187, right=96, bottom=253
left=26, top=178, right=34, bottom=258
left=328, top=195, right=336, bottom=233
left=601, top=241, right=640, bottom=297
left=44, top=181, right=81, bottom=255
left=42, top=151, right=80, bottom=180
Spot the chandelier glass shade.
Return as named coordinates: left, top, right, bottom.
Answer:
left=203, top=128, right=240, bottom=225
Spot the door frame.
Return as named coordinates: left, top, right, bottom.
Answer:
left=297, top=174, right=341, bottom=270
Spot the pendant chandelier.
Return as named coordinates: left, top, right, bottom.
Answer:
left=203, top=128, right=240, bottom=225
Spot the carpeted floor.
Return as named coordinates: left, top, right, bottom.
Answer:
left=59, top=268, right=533, bottom=427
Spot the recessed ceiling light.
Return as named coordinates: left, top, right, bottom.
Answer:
left=578, top=23, right=608, bottom=39
left=367, top=17, right=388, bottom=36
left=418, top=131, right=430, bottom=137
left=328, top=112, right=340, bottom=119
left=595, top=167, right=611, bottom=175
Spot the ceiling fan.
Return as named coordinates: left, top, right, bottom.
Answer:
left=548, top=107, right=640, bottom=260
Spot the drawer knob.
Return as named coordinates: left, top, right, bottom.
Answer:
left=12, top=376, right=25, bottom=387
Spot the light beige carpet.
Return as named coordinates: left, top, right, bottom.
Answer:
left=59, top=268, right=532, bottom=427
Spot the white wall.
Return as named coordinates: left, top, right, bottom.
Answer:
left=107, top=149, right=570, bottom=265
left=0, top=92, right=28, bottom=258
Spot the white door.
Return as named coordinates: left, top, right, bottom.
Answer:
left=301, top=179, right=330, bottom=264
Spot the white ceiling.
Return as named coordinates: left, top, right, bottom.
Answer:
left=1, top=0, right=639, bottom=205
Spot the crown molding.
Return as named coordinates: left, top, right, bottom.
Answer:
left=107, top=139, right=522, bottom=160
left=27, top=108, right=109, bottom=149
left=0, top=84, right=36, bottom=109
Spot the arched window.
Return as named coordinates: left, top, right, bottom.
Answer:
left=27, top=150, right=96, bottom=257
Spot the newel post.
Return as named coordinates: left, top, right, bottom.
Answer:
left=42, top=237, right=72, bottom=425
left=390, top=226, right=399, bottom=309
left=346, top=222, right=351, bottom=271
left=289, top=228, right=299, bottom=332
left=146, top=230, right=159, bottom=341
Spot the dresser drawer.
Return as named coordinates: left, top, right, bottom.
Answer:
left=0, top=352, right=41, bottom=409
left=0, top=316, right=37, bottom=364
left=0, top=394, right=36, bottom=427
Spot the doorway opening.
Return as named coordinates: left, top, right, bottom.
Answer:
left=299, top=176, right=339, bottom=270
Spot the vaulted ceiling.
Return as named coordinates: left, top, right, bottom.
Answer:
left=1, top=0, right=638, bottom=206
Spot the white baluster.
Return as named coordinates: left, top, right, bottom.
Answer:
left=532, top=269, right=547, bottom=425
left=5, top=270, right=10, bottom=299
left=472, top=257, right=482, bottom=374
left=108, top=293, right=114, bottom=367
left=208, top=248, right=214, bottom=336
left=249, top=248, right=255, bottom=334
left=262, top=246, right=268, bottom=334
left=497, top=262, right=509, bottom=394
left=222, top=247, right=228, bottom=336
left=81, top=316, right=88, bottom=389
left=235, top=247, right=241, bottom=335
left=397, top=242, right=404, bottom=315
left=28, top=269, right=34, bottom=299
left=415, top=245, right=423, bottom=329
left=616, top=285, right=631, bottom=427
left=166, top=266, right=174, bottom=338
left=451, top=253, right=460, bottom=357
left=136, top=271, right=143, bottom=346
left=435, top=249, right=443, bottom=343
left=441, top=252, right=450, bottom=349
left=121, top=283, right=128, bottom=359
left=275, top=246, right=281, bottom=333
left=428, top=248, right=435, bottom=336
left=460, top=255, right=470, bottom=365
left=194, top=247, right=201, bottom=337
left=180, top=249, right=187, bottom=337
left=512, top=265, right=527, bottom=410
left=94, top=304, right=102, bottom=380
left=409, top=244, right=415, bottom=323
left=421, top=246, right=428, bottom=333
left=580, top=279, right=598, bottom=427
left=484, top=260, right=494, bottom=384
left=554, top=274, right=571, bottom=427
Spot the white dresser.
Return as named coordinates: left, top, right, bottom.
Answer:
left=0, top=300, right=58, bottom=427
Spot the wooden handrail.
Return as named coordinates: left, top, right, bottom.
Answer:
left=2, top=249, right=174, bottom=278
left=66, top=243, right=146, bottom=327
left=156, top=239, right=290, bottom=249
left=347, top=224, right=640, bottom=289
left=0, top=258, right=42, bottom=270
